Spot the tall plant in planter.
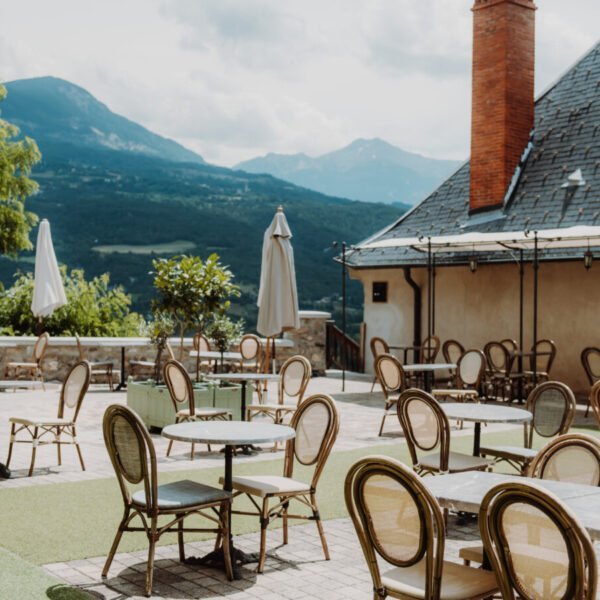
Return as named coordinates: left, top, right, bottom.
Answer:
left=147, top=312, right=175, bottom=383
left=151, top=254, right=240, bottom=358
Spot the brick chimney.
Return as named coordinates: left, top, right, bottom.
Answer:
left=469, top=0, right=536, bottom=213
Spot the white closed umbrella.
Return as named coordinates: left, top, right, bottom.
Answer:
left=31, top=219, right=67, bottom=318
left=257, top=206, right=300, bottom=373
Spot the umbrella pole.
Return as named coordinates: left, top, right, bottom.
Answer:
left=518, top=249, right=524, bottom=402
left=533, top=233, right=539, bottom=386
left=263, top=336, right=272, bottom=391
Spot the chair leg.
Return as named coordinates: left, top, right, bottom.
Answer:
left=311, top=493, right=330, bottom=560
left=28, top=427, right=39, bottom=477
left=282, top=500, right=289, bottom=545
left=258, top=498, right=269, bottom=574
left=72, top=426, right=85, bottom=471
left=6, top=423, right=15, bottom=468
left=370, top=376, right=377, bottom=393
left=221, top=502, right=233, bottom=581
left=378, top=412, right=388, bottom=437
left=102, top=510, right=130, bottom=578
left=145, top=523, right=157, bottom=598
left=56, top=428, right=62, bottom=466
left=190, top=442, right=195, bottom=460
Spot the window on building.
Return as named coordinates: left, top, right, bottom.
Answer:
left=372, top=281, right=388, bottom=303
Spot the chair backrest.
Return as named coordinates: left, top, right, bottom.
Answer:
left=397, top=389, right=450, bottom=473
left=193, top=333, right=211, bottom=353
left=370, top=336, right=390, bottom=361
left=345, top=456, right=445, bottom=600
left=589, top=381, right=600, bottom=429
left=457, top=349, right=486, bottom=387
left=285, top=394, right=339, bottom=489
left=163, top=359, right=195, bottom=416
left=420, top=335, right=440, bottom=363
left=33, top=332, right=50, bottom=364
left=442, top=339, right=464, bottom=365
left=500, top=338, right=518, bottom=353
left=484, top=341, right=511, bottom=374
left=165, top=341, right=176, bottom=361
left=279, top=355, right=311, bottom=406
left=528, top=433, right=600, bottom=486
left=530, top=338, right=556, bottom=375
left=480, top=481, right=597, bottom=600
left=526, top=381, right=576, bottom=446
left=240, top=334, right=261, bottom=362
left=58, top=360, right=91, bottom=422
left=581, top=347, right=600, bottom=386
left=75, top=334, right=85, bottom=360
left=374, top=354, right=405, bottom=400
left=103, top=404, right=157, bottom=515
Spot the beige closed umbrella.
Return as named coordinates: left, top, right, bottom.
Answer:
left=257, top=206, right=300, bottom=375
left=31, top=219, right=67, bottom=320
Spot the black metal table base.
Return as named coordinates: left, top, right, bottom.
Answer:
left=185, top=545, right=259, bottom=579
left=0, top=462, right=10, bottom=479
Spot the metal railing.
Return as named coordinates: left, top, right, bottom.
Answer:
left=326, top=321, right=362, bottom=373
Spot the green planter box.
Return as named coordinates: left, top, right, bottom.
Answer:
left=126, top=379, right=213, bottom=430
left=212, top=382, right=251, bottom=422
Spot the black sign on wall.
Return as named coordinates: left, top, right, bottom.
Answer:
left=372, top=281, right=388, bottom=303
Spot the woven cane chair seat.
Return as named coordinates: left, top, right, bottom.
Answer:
left=225, top=475, right=311, bottom=498
left=419, top=451, right=492, bottom=473
left=6, top=361, right=38, bottom=368
left=431, top=388, right=478, bottom=399
left=175, top=408, right=230, bottom=419
left=479, top=444, right=538, bottom=461
left=132, top=479, right=230, bottom=510
left=381, top=559, right=497, bottom=600
left=9, top=416, right=72, bottom=427
left=246, top=403, right=296, bottom=413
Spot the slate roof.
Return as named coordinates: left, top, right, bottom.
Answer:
left=347, top=41, right=600, bottom=269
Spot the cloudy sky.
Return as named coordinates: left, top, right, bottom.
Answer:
left=0, top=0, right=598, bottom=166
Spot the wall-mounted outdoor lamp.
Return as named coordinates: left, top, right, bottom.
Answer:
left=584, top=249, right=593, bottom=270
left=469, top=256, right=478, bottom=273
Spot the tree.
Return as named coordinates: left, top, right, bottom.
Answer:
left=152, top=253, right=241, bottom=357
left=0, top=267, right=145, bottom=336
left=0, top=83, right=42, bottom=255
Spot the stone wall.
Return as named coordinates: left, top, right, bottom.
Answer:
left=0, top=310, right=332, bottom=382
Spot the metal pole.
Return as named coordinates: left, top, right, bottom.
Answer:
left=427, top=238, right=432, bottom=346
left=533, top=233, right=539, bottom=386
left=518, top=249, right=524, bottom=402
left=432, top=255, right=436, bottom=335
left=342, top=242, right=347, bottom=392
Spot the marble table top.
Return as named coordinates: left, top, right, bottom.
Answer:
left=162, top=421, right=295, bottom=445
left=402, top=363, right=456, bottom=372
left=189, top=351, right=242, bottom=360
left=0, top=380, right=43, bottom=389
left=425, top=471, right=600, bottom=540
left=441, top=402, right=532, bottom=424
left=205, top=373, right=281, bottom=383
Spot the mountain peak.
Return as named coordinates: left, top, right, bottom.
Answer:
left=2, top=76, right=205, bottom=164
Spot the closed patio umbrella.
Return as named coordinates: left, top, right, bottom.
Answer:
left=257, top=206, right=300, bottom=373
left=31, top=219, right=67, bottom=319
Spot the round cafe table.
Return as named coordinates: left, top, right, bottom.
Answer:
left=162, top=420, right=295, bottom=579
left=441, top=402, right=532, bottom=457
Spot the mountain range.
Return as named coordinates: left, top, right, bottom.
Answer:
left=0, top=76, right=405, bottom=330
left=235, top=138, right=461, bottom=206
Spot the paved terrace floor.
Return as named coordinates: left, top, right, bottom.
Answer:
left=0, top=376, right=598, bottom=599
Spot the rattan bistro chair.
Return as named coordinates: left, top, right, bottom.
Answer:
left=193, top=332, right=214, bottom=380
left=374, top=354, right=406, bottom=437
left=370, top=336, right=390, bottom=392
left=581, top=347, right=600, bottom=417
left=480, top=381, right=576, bottom=474
left=5, top=331, right=49, bottom=390
left=589, top=380, right=600, bottom=429
left=480, top=481, right=597, bottom=600
left=442, top=339, right=465, bottom=365
left=163, top=360, right=231, bottom=458
left=345, top=456, right=499, bottom=600
left=227, top=394, right=339, bottom=573
left=76, top=334, right=116, bottom=390
left=246, top=355, right=311, bottom=425
left=102, top=404, right=232, bottom=597
left=523, top=339, right=557, bottom=393
left=460, top=432, right=600, bottom=566
left=432, top=349, right=485, bottom=403
left=397, top=389, right=492, bottom=475
left=6, top=361, right=91, bottom=476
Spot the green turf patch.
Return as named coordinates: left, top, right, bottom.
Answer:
left=0, top=547, right=90, bottom=599
left=0, top=426, right=597, bottom=566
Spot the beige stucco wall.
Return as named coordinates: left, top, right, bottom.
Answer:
left=352, top=260, right=600, bottom=395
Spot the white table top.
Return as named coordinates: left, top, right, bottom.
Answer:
left=189, top=351, right=243, bottom=360
left=0, top=380, right=43, bottom=389
left=403, top=363, right=456, bottom=372
left=205, top=373, right=281, bottom=383
left=162, top=421, right=295, bottom=445
left=441, top=402, right=532, bottom=424
left=424, top=471, right=600, bottom=540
